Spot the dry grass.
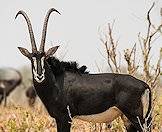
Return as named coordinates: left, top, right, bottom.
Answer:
left=0, top=105, right=56, bottom=132
left=0, top=96, right=161, bottom=132
left=152, top=95, right=162, bottom=131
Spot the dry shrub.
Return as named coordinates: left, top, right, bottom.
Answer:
left=98, top=2, right=162, bottom=131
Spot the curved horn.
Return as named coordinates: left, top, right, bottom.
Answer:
left=40, top=8, right=61, bottom=52
left=15, top=10, right=37, bottom=53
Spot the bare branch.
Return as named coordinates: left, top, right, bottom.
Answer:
left=145, top=2, right=155, bottom=44
left=124, top=44, right=138, bottom=75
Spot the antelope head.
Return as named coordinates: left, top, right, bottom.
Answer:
left=16, top=8, right=60, bottom=83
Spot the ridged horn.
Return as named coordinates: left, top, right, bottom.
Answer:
left=40, top=8, right=61, bottom=52
left=15, top=10, right=37, bottom=53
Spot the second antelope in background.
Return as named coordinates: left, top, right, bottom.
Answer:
left=16, top=8, right=152, bottom=132
left=0, top=68, right=22, bottom=106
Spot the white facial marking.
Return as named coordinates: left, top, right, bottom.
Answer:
left=41, top=57, right=45, bottom=69
left=32, top=56, right=45, bottom=83
left=33, top=57, right=37, bottom=71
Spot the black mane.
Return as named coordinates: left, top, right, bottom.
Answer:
left=47, top=57, right=89, bottom=76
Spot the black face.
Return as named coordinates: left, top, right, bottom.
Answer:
left=16, top=8, right=60, bottom=83
left=18, top=46, right=59, bottom=83
left=31, top=52, right=46, bottom=83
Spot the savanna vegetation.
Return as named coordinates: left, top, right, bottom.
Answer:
left=0, top=2, right=162, bottom=132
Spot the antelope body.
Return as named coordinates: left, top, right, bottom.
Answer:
left=16, top=8, right=152, bottom=132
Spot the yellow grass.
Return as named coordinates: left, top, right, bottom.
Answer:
left=0, top=96, right=161, bottom=132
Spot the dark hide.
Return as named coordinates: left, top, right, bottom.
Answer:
left=27, top=58, right=88, bottom=107
left=32, top=57, right=152, bottom=132
left=47, top=57, right=89, bottom=75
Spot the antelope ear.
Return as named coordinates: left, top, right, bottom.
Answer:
left=45, top=46, right=59, bottom=59
left=18, top=47, right=31, bottom=58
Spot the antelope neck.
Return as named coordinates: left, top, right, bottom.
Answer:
left=33, top=60, right=60, bottom=111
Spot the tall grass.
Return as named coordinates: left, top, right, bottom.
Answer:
left=0, top=101, right=161, bottom=131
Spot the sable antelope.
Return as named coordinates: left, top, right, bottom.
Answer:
left=0, top=68, right=22, bottom=106
left=16, top=8, right=152, bottom=132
